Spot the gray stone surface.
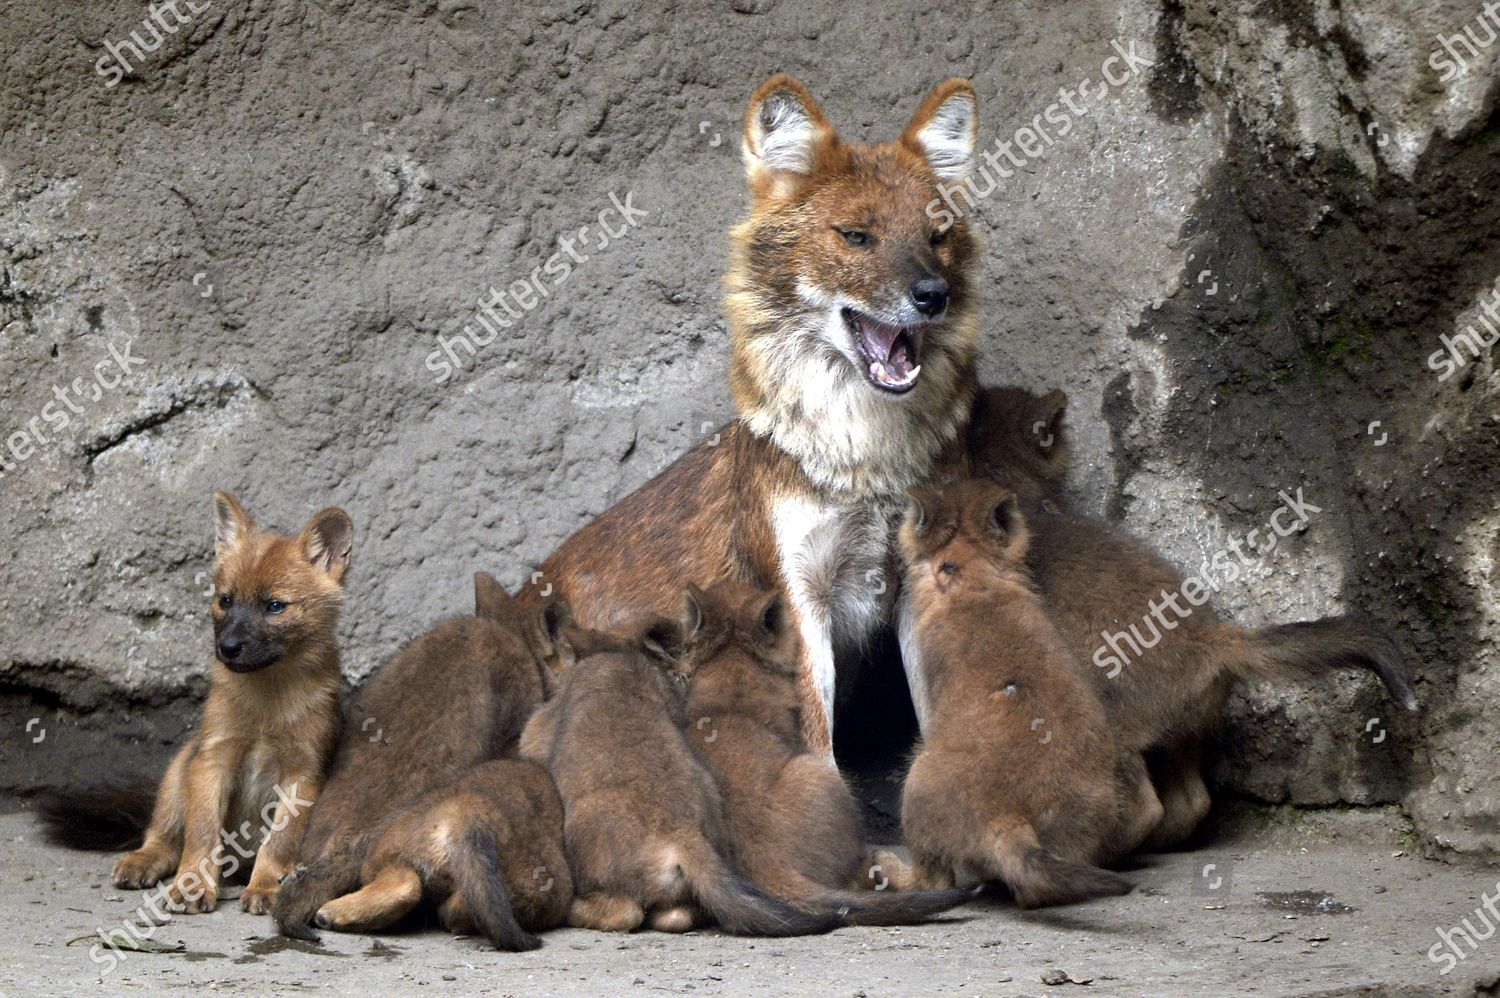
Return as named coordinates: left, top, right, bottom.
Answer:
left=3, top=804, right=1498, bottom=996
left=1, top=0, right=1498, bottom=857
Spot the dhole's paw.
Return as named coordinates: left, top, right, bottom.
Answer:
left=113, top=847, right=177, bottom=889
left=239, top=884, right=277, bottom=914
left=164, top=873, right=218, bottom=913
left=864, top=849, right=914, bottom=891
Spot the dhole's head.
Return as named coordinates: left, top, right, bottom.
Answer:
left=900, top=479, right=1028, bottom=593
left=968, top=386, right=1071, bottom=508
left=209, top=492, right=352, bottom=673
left=666, top=581, right=799, bottom=688
left=725, top=75, right=982, bottom=490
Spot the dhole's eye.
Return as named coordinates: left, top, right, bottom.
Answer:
left=217, top=594, right=232, bottom=610
left=837, top=227, right=873, bottom=247
left=930, top=228, right=950, bottom=246
left=265, top=599, right=288, bottom=615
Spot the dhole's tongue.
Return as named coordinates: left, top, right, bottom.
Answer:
left=855, top=316, right=920, bottom=390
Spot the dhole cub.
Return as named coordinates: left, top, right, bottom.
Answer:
left=668, top=580, right=970, bottom=925
left=112, top=493, right=350, bottom=914
left=899, top=479, right=1154, bottom=908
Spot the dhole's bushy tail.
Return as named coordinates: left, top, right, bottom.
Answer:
left=34, top=780, right=156, bottom=852
left=450, top=825, right=542, bottom=951
left=679, top=843, right=842, bottom=936
left=801, top=886, right=974, bottom=926
left=273, top=843, right=365, bottom=941
left=983, top=824, right=1132, bottom=909
left=1216, top=616, right=1418, bottom=711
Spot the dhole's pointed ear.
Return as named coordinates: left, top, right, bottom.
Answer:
left=1028, top=389, right=1069, bottom=456
left=213, top=491, right=256, bottom=560
left=299, top=508, right=354, bottom=582
left=531, top=595, right=577, bottom=671
left=743, top=74, right=835, bottom=193
left=681, top=584, right=708, bottom=639
left=987, top=492, right=1025, bottom=543
left=755, top=592, right=791, bottom=641
left=905, top=486, right=939, bottom=532
left=901, top=79, right=978, bottom=182
left=641, top=615, right=686, bottom=665
left=473, top=571, right=517, bottom=622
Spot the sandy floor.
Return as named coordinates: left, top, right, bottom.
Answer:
left=2, top=806, right=1497, bottom=997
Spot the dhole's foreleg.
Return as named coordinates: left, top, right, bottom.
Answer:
left=908, top=851, right=956, bottom=891
left=241, top=775, right=321, bottom=914
left=1110, top=753, right=1165, bottom=859
left=785, top=599, right=836, bottom=755
left=113, top=741, right=192, bottom=890
left=165, top=746, right=237, bottom=913
left=1144, top=742, right=1212, bottom=850
left=315, top=865, right=423, bottom=932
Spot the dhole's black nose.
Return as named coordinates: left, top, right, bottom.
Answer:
left=218, top=637, right=243, bottom=660
left=911, top=278, right=949, bottom=317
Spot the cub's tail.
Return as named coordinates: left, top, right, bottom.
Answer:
left=273, top=843, right=365, bottom=942
left=681, top=843, right=843, bottom=937
left=1218, top=616, right=1418, bottom=711
left=805, top=886, right=974, bottom=926
left=984, top=824, right=1132, bottom=909
left=34, top=781, right=157, bottom=852
left=450, top=824, right=543, bottom=951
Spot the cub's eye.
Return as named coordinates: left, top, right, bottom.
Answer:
left=265, top=600, right=288, bottom=615
left=837, top=228, right=872, bottom=247
left=217, top=594, right=232, bottom=610
left=930, top=227, right=950, bottom=246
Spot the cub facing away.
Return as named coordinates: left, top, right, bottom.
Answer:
left=966, top=386, right=1418, bottom=846
left=667, top=580, right=969, bottom=925
left=274, top=572, right=566, bottom=943
left=899, top=479, right=1155, bottom=908
left=518, top=619, right=843, bottom=937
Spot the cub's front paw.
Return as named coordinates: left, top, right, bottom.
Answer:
left=164, top=872, right=218, bottom=913
left=240, top=884, right=277, bottom=915
left=113, top=847, right=177, bottom=890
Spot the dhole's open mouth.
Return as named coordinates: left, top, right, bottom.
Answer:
left=842, top=307, right=923, bottom=394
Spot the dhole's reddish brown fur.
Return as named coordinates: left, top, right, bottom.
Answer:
left=969, top=387, right=1417, bottom=846
left=898, top=479, right=1155, bottom=908
left=40, top=493, right=354, bottom=916
left=520, top=74, right=986, bottom=757
left=667, top=580, right=970, bottom=925
left=518, top=618, right=845, bottom=936
left=312, top=758, right=570, bottom=951
left=273, top=572, right=566, bottom=942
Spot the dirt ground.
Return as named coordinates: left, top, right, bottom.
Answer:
left=2, top=805, right=1496, bottom=998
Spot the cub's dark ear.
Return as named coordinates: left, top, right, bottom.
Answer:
left=299, top=508, right=353, bottom=582
left=529, top=595, right=577, bottom=669
left=474, top=571, right=516, bottom=622
left=757, top=592, right=789, bottom=640
left=641, top=615, right=685, bottom=665
left=681, top=584, right=708, bottom=640
left=213, top=491, right=256, bottom=561
left=905, top=486, right=938, bottom=532
left=1028, top=389, right=1068, bottom=457
left=989, top=493, right=1024, bottom=542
